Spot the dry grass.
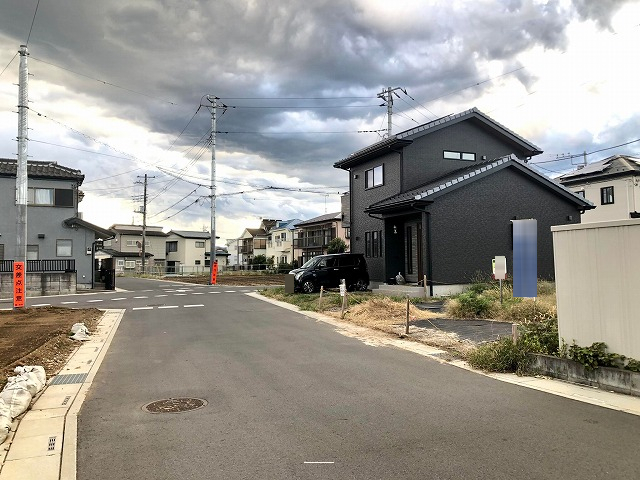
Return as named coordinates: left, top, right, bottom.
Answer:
left=323, top=296, right=474, bottom=356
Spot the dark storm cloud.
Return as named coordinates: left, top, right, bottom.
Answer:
left=1, top=0, right=636, bottom=231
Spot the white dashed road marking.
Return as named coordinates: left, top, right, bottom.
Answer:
left=174, top=293, right=187, bottom=296
left=192, top=292, right=205, bottom=295
left=86, top=299, right=103, bottom=303
left=184, top=304, right=204, bottom=308
left=112, top=298, right=126, bottom=301
left=133, top=296, right=148, bottom=299
left=31, top=303, right=50, bottom=307
left=61, top=301, right=78, bottom=305
left=155, top=294, right=168, bottom=297
left=132, top=307, right=153, bottom=311
left=158, top=306, right=179, bottom=309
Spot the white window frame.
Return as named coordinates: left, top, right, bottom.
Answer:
left=116, top=259, right=125, bottom=267
left=125, top=261, right=136, bottom=269
left=27, top=187, right=54, bottom=206
left=444, top=150, right=475, bottom=161
left=195, top=241, right=205, bottom=248
left=365, top=164, right=384, bottom=188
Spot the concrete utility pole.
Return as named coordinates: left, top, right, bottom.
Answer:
left=206, top=95, right=224, bottom=284
left=135, top=174, right=155, bottom=274
left=377, top=86, right=405, bottom=138
left=15, top=45, right=29, bottom=265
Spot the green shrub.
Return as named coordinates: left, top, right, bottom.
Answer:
left=518, top=318, right=559, bottom=355
left=467, top=337, right=528, bottom=374
left=568, top=342, right=624, bottom=370
left=445, top=291, right=495, bottom=318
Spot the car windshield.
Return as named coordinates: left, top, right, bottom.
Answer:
left=300, top=257, right=321, bottom=269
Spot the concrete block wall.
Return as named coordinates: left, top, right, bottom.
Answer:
left=0, top=272, right=76, bottom=299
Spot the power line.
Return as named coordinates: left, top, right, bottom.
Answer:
left=214, top=129, right=387, bottom=135
left=30, top=56, right=179, bottom=105
left=25, top=0, right=41, bottom=45
left=220, top=96, right=373, bottom=100
left=0, top=52, right=18, bottom=78
left=532, top=138, right=640, bottom=165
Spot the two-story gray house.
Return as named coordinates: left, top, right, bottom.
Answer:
left=334, top=108, right=594, bottom=295
left=0, top=158, right=113, bottom=292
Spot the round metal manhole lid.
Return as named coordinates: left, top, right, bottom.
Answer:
left=142, top=397, right=207, bottom=414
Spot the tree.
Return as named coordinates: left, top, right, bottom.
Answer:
left=326, top=237, right=347, bottom=254
left=251, top=254, right=267, bottom=269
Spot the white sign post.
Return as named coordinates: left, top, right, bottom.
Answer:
left=493, top=256, right=507, bottom=304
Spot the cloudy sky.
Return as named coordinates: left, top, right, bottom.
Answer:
left=1, top=0, right=639, bottom=242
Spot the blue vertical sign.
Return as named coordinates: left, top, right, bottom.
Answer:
left=512, top=219, right=537, bottom=297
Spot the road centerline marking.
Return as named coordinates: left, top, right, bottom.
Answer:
left=184, top=304, right=204, bottom=308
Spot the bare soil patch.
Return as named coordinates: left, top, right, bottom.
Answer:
left=164, top=273, right=286, bottom=286
left=0, top=307, right=102, bottom=390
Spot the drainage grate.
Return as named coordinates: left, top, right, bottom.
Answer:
left=61, top=395, right=71, bottom=406
left=142, top=398, right=207, bottom=414
left=48, top=436, right=56, bottom=451
left=50, top=373, right=88, bottom=385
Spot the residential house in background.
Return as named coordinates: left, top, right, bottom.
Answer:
left=334, top=108, right=594, bottom=295
left=165, top=230, right=210, bottom=274
left=558, top=154, right=640, bottom=223
left=237, top=219, right=278, bottom=265
left=100, top=224, right=167, bottom=273
left=226, top=238, right=239, bottom=267
left=0, top=159, right=112, bottom=291
left=266, top=219, right=301, bottom=266
left=292, top=212, right=350, bottom=266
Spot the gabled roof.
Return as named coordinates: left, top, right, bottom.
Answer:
left=294, top=212, right=342, bottom=227
left=0, top=158, right=85, bottom=184
left=63, top=217, right=114, bottom=239
left=558, top=155, right=640, bottom=185
left=110, top=225, right=168, bottom=237
left=366, top=154, right=594, bottom=214
left=168, top=230, right=210, bottom=239
left=334, top=107, right=542, bottom=169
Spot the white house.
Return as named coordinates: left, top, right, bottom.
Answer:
left=558, top=155, right=640, bottom=223
left=165, top=230, right=210, bottom=274
left=266, top=219, right=301, bottom=266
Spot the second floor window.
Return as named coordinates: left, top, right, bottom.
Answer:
left=166, top=241, right=178, bottom=252
left=28, top=187, right=74, bottom=206
left=600, top=186, right=614, bottom=205
left=365, top=165, right=384, bottom=188
left=195, top=241, right=205, bottom=248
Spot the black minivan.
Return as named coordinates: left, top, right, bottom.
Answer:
left=289, top=253, right=369, bottom=293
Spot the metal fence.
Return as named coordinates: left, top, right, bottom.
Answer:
left=0, top=259, right=76, bottom=273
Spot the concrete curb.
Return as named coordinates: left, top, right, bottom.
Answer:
left=0, top=309, right=125, bottom=480
left=247, top=292, right=640, bottom=417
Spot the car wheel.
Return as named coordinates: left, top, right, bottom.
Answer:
left=302, top=279, right=316, bottom=294
left=354, top=278, right=368, bottom=291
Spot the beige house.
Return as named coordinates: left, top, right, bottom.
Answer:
left=237, top=219, right=277, bottom=266
left=292, top=212, right=350, bottom=266
left=165, top=230, right=210, bottom=274
left=101, top=224, right=167, bottom=273
left=558, top=155, right=640, bottom=223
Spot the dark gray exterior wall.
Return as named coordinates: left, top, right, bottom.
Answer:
left=349, top=150, right=402, bottom=282
left=425, top=167, right=581, bottom=284
left=0, top=176, right=95, bottom=289
left=402, top=119, right=533, bottom=192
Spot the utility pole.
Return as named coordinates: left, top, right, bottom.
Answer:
left=135, top=174, right=154, bottom=274
left=206, top=96, right=227, bottom=284
left=377, top=86, right=405, bottom=138
left=16, top=45, right=29, bottom=266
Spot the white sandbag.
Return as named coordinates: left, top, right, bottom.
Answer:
left=14, top=366, right=46, bottom=386
left=0, top=385, right=32, bottom=418
left=70, top=323, right=88, bottom=335
left=8, top=372, right=43, bottom=397
left=0, top=399, right=11, bottom=444
left=70, top=323, right=90, bottom=341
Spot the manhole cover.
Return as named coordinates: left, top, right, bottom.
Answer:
left=142, top=398, right=207, bottom=414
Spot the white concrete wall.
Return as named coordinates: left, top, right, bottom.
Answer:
left=552, top=219, right=640, bottom=359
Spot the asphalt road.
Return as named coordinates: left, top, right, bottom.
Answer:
left=55, top=277, right=640, bottom=479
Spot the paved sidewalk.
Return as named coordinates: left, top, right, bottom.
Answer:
left=0, top=309, right=125, bottom=480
